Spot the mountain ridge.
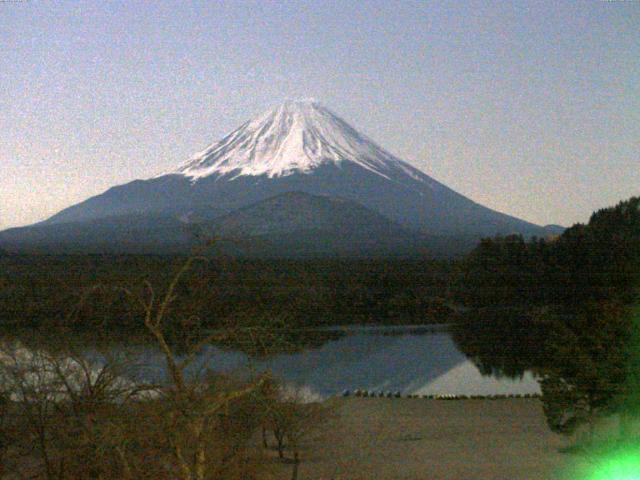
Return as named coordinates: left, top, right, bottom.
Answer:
left=3, top=100, right=559, bottom=256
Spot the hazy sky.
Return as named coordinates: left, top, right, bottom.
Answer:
left=1, top=0, right=638, bottom=229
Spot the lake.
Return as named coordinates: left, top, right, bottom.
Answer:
left=131, top=325, right=540, bottom=400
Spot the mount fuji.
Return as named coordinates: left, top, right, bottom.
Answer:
left=0, top=100, right=557, bottom=256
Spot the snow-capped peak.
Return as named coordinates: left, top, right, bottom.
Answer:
left=169, top=100, right=425, bottom=182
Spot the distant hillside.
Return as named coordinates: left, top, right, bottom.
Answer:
left=0, top=192, right=487, bottom=258
left=207, top=191, right=427, bottom=257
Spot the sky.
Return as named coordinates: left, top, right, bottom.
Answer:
left=1, top=0, right=638, bottom=229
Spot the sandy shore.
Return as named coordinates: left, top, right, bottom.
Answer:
left=271, top=398, right=585, bottom=480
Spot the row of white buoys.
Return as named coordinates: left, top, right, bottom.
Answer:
left=347, top=389, right=403, bottom=398
left=342, top=390, right=540, bottom=400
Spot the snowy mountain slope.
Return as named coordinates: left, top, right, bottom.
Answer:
left=170, top=99, right=436, bottom=186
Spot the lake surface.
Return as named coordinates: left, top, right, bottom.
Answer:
left=134, top=326, right=540, bottom=400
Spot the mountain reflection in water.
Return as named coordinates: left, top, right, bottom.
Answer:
left=137, top=327, right=540, bottom=399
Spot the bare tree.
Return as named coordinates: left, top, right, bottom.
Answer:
left=261, top=383, right=331, bottom=480
left=0, top=248, right=308, bottom=479
left=123, top=252, right=270, bottom=480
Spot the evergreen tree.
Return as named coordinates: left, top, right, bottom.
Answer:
left=458, top=197, right=640, bottom=441
left=539, top=301, right=631, bottom=441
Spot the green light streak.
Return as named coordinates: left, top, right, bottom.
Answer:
left=558, top=306, right=640, bottom=480
left=586, top=449, right=640, bottom=480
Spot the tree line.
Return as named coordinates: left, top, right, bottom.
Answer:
left=0, top=256, right=455, bottom=334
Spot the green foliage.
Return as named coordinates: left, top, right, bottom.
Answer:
left=451, top=306, right=554, bottom=379
left=460, top=197, right=640, bottom=311
left=540, top=302, right=632, bottom=436
left=460, top=234, right=554, bottom=308
left=558, top=197, right=640, bottom=307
